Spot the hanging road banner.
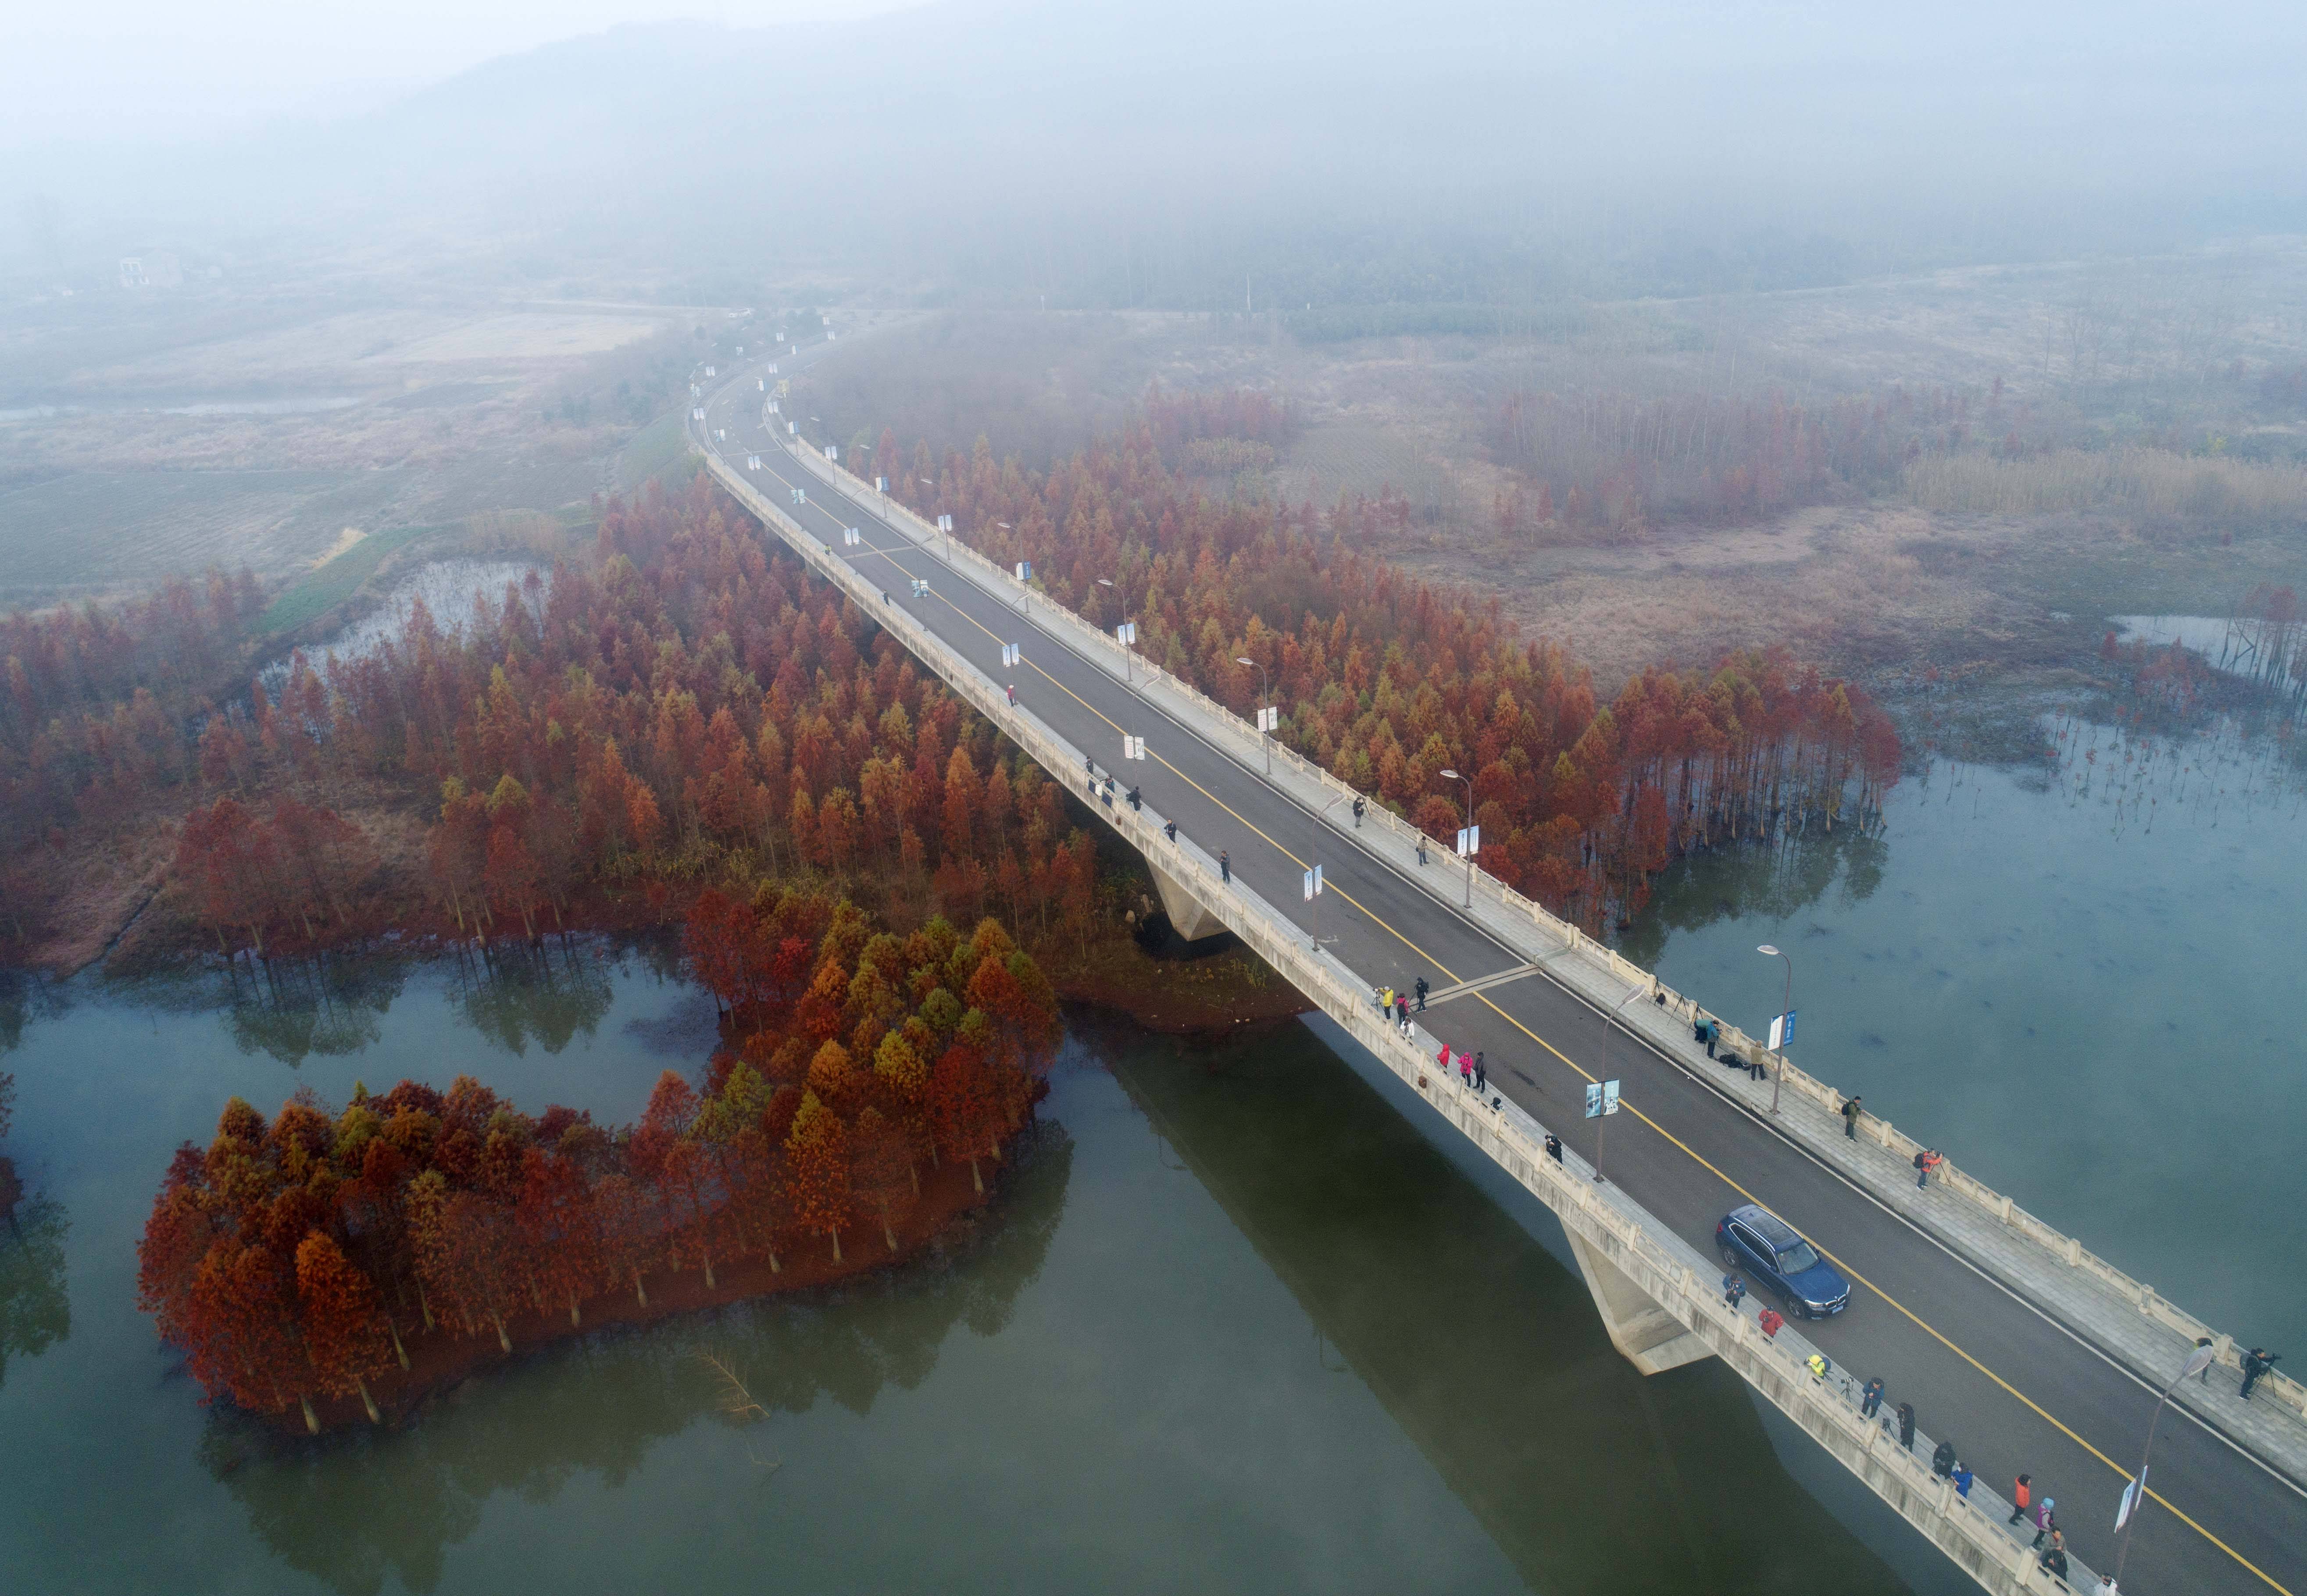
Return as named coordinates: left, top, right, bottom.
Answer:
left=1303, top=864, right=1323, bottom=901
left=1604, top=1079, right=1620, bottom=1115
left=1258, top=706, right=1280, bottom=732
left=1586, top=1083, right=1602, bottom=1118
left=1002, top=643, right=1021, bottom=667
left=1456, top=825, right=1480, bottom=857
left=1769, top=1010, right=1798, bottom=1049
left=1015, top=560, right=1034, bottom=581
left=1117, top=621, right=1138, bottom=645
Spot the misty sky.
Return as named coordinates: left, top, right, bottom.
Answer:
left=4, top=0, right=907, bottom=148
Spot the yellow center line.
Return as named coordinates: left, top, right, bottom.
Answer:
left=807, top=490, right=2286, bottom=1593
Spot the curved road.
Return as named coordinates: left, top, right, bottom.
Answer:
left=694, top=338, right=2303, bottom=1595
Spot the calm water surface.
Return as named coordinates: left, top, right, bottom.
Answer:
left=1625, top=732, right=2307, bottom=1349
left=0, top=946, right=1928, bottom=1595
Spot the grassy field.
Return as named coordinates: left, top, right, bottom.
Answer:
left=618, top=411, right=692, bottom=490
left=0, top=468, right=393, bottom=607
left=258, top=523, right=446, bottom=634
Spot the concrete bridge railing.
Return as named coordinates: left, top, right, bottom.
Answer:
left=702, top=440, right=2104, bottom=1594
left=764, top=432, right=2307, bottom=1446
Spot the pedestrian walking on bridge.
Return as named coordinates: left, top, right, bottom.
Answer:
left=1352, top=797, right=1366, bottom=827
left=1722, top=1273, right=1746, bottom=1310
left=1219, top=851, right=1230, bottom=883
left=1544, top=1133, right=1563, bottom=1164
left=1415, top=976, right=1428, bottom=1012
left=2242, top=1346, right=2281, bottom=1400
left=1896, top=1402, right=1916, bottom=1452
left=1757, top=1307, right=1785, bottom=1341
left=1396, top=994, right=1411, bottom=1035
left=1473, top=1051, right=1486, bottom=1091
left=1459, top=1051, right=1474, bottom=1090
left=1860, top=1377, right=1885, bottom=1419
left=2030, top=1498, right=2055, bottom=1550
left=1914, top=1148, right=1943, bottom=1189
left=1931, top=1438, right=1957, bottom=1480
left=1842, top=1094, right=1862, bottom=1140
left=2007, top=1474, right=2031, bottom=1526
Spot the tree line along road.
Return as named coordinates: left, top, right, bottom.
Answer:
left=696, top=349, right=2303, bottom=1596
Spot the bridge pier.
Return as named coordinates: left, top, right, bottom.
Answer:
left=1147, top=859, right=1227, bottom=942
left=1565, top=1231, right=1714, bottom=1375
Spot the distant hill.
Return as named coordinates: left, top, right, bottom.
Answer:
left=18, top=0, right=2307, bottom=302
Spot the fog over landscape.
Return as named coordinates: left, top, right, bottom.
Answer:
left=13, top=0, right=2307, bottom=306
left=7, top=7, right=2307, bottom=1596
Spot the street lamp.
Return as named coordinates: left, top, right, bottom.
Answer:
left=1596, top=984, right=1645, bottom=1183
left=1756, top=944, right=1791, bottom=1115
left=1437, top=767, right=1476, bottom=909
left=1096, top=577, right=1137, bottom=684
left=1235, top=655, right=1273, bottom=776
left=2112, top=1343, right=2218, bottom=1589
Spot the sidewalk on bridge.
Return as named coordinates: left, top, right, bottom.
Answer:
left=780, top=425, right=2307, bottom=1494
left=1415, top=1050, right=2105, bottom=1596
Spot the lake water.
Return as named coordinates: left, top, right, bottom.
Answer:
left=5, top=702, right=2300, bottom=1591
left=1622, top=723, right=2307, bottom=1351
left=0, top=945, right=1947, bottom=1595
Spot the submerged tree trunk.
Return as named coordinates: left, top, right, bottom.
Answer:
left=766, top=1248, right=779, bottom=1274
left=418, top=1283, right=435, bottom=1332
left=829, top=1227, right=842, bottom=1263
left=909, top=1163, right=920, bottom=1196
left=883, top=1220, right=898, bottom=1254
left=492, top=1312, right=511, bottom=1354
left=568, top=1294, right=582, bottom=1327
left=968, top=1156, right=983, bottom=1194
left=701, top=1249, right=716, bottom=1290
left=300, top=1396, right=320, bottom=1435
left=389, top=1319, right=410, bottom=1370
left=355, top=1375, right=381, bottom=1425
left=632, top=1269, right=648, bottom=1307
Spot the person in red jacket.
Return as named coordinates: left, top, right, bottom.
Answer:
left=1757, top=1307, right=1785, bottom=1341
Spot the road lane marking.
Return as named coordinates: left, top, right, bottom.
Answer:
left=718, top=401, right=2292, bottom=1593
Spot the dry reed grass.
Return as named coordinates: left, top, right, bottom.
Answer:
left=1903, top=449, right=2307, bottom=527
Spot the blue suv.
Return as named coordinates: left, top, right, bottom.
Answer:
left=1716, top=1204, right=1851, bottom=1319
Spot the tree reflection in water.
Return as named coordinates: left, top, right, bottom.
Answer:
left=448, top=940, right=618, bottom=1056
left=0, top=1194, right=69, bottom=1392
left=1616, top=823, right=1889, bottom=971
left=200, top=1124, right=1071, bottom=1596
left=224, top=954, right=407, bottom=1067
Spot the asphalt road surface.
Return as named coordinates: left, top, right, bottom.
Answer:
left=695, top=343, right=2303, bottom=1596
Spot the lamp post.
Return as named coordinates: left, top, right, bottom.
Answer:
left=1756, top=943, right=1791, bottom=1115
left=1596, top=984, right=1644, bottom=1183
left=2113, top=1343, right=2217, bottom=1589
left=1235, top=655, right=1274, bottom=776
left=1437, top=767, right=1476, bottom=908
left=1096, top=577, right=1137, bottom=684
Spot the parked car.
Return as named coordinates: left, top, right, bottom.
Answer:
left=1716, top=1204, right=1850, bottom=1318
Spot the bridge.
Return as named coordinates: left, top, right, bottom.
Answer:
left=688, top=340, right=2307, bottom=1595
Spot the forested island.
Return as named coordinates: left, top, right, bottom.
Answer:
left=138, top=910, right=1059, bottom=1432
